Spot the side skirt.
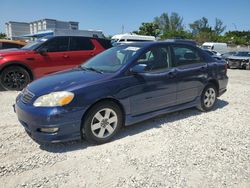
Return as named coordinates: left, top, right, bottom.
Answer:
left=124, top=97, right=200, bottom=126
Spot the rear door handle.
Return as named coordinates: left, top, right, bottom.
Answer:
left=63, top=54, right=69, bottom=58
left=168, top=70, right=177, bottom=78
left=199, top=66, right=207, bottom=72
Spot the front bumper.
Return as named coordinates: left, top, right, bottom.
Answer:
left=15, top=100, right=87, bottom=143
left=227, top=59, right=248, bottom=69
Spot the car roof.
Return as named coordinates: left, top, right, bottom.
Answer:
left=49, top=35, right=110, bottom=41
left=119, top=41, right=198, bottom=48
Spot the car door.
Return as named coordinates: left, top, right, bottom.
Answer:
left=127, top=46, right=177, bottom=116
left=171, top=44, right=208, bottom=105
left=33, top=36, right=71, bottom=76
left=68, top=36, right=97, bottom=66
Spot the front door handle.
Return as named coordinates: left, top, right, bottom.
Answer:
left=63, top=54, right=69, bottom=58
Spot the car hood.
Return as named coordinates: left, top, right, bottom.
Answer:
left=27, top=68, right=111, bottom=95
left=227, top=56, right=250, bottom=60
left=0, top=48, right=33, bottom=56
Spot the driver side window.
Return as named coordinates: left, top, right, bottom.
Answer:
left=136, top=46, right=171, bottom=71
left=41, top=37, right=69, bottom=52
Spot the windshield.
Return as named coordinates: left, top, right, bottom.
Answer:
left=21, top=37, right=51, bottom=50
left=235, top=51, right=250, bottom=57
left=202, top=45, right=212, bottom=50
left=81, top=45, right=141, bottom=73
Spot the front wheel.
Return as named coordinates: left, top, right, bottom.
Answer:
left=0, top=66, right=31, bottom=91
left=197, top=84, right=217, bottom=112
left=82, top=101, right=123, bottom=144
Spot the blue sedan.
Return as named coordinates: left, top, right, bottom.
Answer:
left=15, top=42, right=228, bottom=144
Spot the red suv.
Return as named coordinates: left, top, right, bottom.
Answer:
left=0, top=36, right=111, bottom=90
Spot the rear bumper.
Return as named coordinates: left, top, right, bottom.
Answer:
left=15, top=100, right=87, bottom=143
left=218, top=76, right=228, bottom=97
left=218, top=88, right=227, bottom=97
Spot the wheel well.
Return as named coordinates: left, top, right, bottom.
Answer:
left=208, top=79, right=219, bottom=93
left=0, top=63, right=34, bottom=81
left=81, top=98, right=126, bottom=129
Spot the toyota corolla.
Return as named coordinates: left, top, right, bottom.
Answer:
left=14, top=42, right=228, bottom=144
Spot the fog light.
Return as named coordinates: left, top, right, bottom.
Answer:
left=39, top=127, right=59, bottom=133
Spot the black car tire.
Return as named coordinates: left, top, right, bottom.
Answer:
left=82, top=101, right=123, bottom=144
left=0, top=66, right=31, bottom=91
left=197, top=84, right=218, bottom=112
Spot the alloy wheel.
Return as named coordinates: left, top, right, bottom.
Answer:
left=90, top=108, right=118, bottom=139
left=204, top=88, right=216, bottom=108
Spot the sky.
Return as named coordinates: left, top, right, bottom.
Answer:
left=1, top=0, right=250, bottom=36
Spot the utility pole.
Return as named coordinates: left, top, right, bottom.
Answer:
left=122, top=25, right=124, bottom=34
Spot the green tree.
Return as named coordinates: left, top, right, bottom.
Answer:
left=214, top=18, right=226, bottom=35
left=0, top=33, right=6, bottom=39
left=160, top=30, right=193, bottom=40
left=154, top=13, right=170, bottom=34
left=154, top=12, right=184, bottom=34
left=189, top=17, right=227, bottom=43
left=137, top=22, right=161, bottom=37
left=189, top=17, right=211, bottom=35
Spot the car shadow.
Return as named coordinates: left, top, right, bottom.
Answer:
left=39, top=99, right=229, bottom=153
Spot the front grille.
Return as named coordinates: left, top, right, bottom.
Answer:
left=21, top=89, right=35, bottom=104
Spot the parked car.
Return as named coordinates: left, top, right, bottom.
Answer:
left=14, top=41, right=228, bottom=144
left=221, top=51, right=237, bottom=59
left=0, top=36, right=112, bottom=90
left=0, top=39, right=26, bottom=50
left=111, top=33, right=155, bottom=46
left=201, top=42, right=227, bottom=54
left=203, top=49, right=224, bottom=62
left=225, top=51, right=250, bottom=69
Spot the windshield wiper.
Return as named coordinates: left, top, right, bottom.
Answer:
left=80, top=66, right=103, bottom=74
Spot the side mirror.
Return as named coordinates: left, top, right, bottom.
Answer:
left=37, top=48, right=48, bottom=55
left=130, top=64, right=147, bottom=74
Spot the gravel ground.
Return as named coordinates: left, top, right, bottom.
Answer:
left=0, top=69, right=249, bottom=188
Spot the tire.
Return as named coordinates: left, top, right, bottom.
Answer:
left=246, top=63, right=250, bottom=70
left=0, top=66, right=31, bottom=91
left=197, top=84, right=218, bottom=112
left=82, top=101, right=123, bottom=144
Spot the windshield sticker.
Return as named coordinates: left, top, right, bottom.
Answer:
left=125, top=47, right=140, bottom=51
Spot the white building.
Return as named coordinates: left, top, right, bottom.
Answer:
left=29, top=19, right=79, bottom=34
left=5, top=19, right=79, bottom=39
left=5, top=21, right=30, bottom=39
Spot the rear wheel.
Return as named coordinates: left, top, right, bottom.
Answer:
left=82, top=101, right=123, bottom=144
left=0, top=66, right=31, bottom=91
left=197, top=84, right=217, bottom=112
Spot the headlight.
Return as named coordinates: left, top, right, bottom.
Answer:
left=33, top=91, right=74, bottom=107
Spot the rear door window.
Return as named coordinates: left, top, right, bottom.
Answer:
left=69, top=37, right=94, bottom=51
left=172, top=45, right=203, bottom=66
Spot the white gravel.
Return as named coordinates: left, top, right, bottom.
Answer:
left=0, top=69, right=249, bottom=188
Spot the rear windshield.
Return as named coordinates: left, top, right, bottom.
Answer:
left=235, top=51, right=250, bottom=57
left=97, top=39, right=112, bottom=49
